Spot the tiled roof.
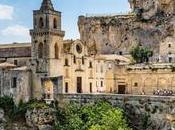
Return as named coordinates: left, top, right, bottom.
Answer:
left=0, top=43, right=31, bottom=58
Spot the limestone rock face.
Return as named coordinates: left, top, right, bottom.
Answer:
left=129, top=0, right=175, bottom=20
left=78, top=0, right=175, bottom=55
left=25, top=108, right=56, bottom=130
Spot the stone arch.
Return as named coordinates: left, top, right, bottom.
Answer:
left=143, top=77, right=156, bottom=95
left=43, top=80, right=54, bottom=100
left=54, top=43, right=59, bottom=59
left=53, top=18, right=57, bottom=29
left=38, top=42, right=44, bottom=58
left=39, top=17, right=44, bottom=28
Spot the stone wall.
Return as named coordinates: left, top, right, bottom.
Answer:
left=57, top=94, right=175, bottom=130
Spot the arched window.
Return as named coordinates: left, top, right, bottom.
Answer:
left=39, top=17, right=44, bottom=28
left=55, top=43, right=59, bottom=59
left=38, top=42, right=44, bottom=58
left=53, top=18, right=57, bottom=29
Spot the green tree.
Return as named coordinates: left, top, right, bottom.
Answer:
left=130, top=44, right=153, bottom=63
left=54, top=103, right=83, bottom=130
left=89, top=108, right=131, bottom=130
left=54, top=101, right=131, bottom=130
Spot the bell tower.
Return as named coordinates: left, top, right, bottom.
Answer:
left=30, top=0, right=65, bottom=99
left=30, top=0, right=65, bottom=76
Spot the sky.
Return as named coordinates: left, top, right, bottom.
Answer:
left=0, top=0, right=130, bottom=44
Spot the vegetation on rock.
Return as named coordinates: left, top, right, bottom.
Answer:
left=0, top=97, right=50, bottom=120
left=0, top=97, right=131, bottom=130
left=130, top=44, right=153, bottom=64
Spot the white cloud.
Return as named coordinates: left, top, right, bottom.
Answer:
left=0, top=4, right=14, bottom=20
left=1, top=25, right=30, bottom=43
left=1, top=25, right=29, bottom=37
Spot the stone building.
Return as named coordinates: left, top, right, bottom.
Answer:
left=0, top=0, right=130, bottom=103
left=1, top=0, right=175, bottom=103
left=114, top=64, right=175, bottom=95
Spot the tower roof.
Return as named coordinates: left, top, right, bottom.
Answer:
left=40, top=0, right=54, bottom=10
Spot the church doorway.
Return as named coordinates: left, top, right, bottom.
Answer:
left=118, top=85, right=126, bottom=94
left=77, top=77, right=82, bottom=93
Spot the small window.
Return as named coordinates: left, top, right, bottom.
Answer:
left=89, top=61, right=92, bottom=68
left=101, top=81, right=103, bottom=87
left=65, top=59, right=69, bottom=66
left=65, top=82, right=68, bottom=93
left=134, top=82, right=138, bottom=87
left=169, top=57, right=172, bottom=63
left=90, top=83, right=92, bottom=93
left=12, top=77, right=17, bottom=88
left=168, top=44, right=171, bottom=48
left=119, top=51, right=123, bottom=55
left=82, top=57, right=84, bottom=64
left=73, top=55, right=76, bottom=64
left=14, top=60, right=18, bottom=66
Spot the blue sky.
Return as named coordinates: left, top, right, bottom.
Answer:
left=0, top=0, right=130, bottom=43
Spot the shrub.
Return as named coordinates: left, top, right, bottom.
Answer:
left=0, top=96, right=15, bottom=118
left=54, top=101, right=131, bottom=130
left=130, top=44, right=153, bottom=64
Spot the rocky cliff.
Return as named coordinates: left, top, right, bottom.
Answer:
left=0, top=108, right=56, bottom=130
left=78, top=0, right=175, bottom=55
